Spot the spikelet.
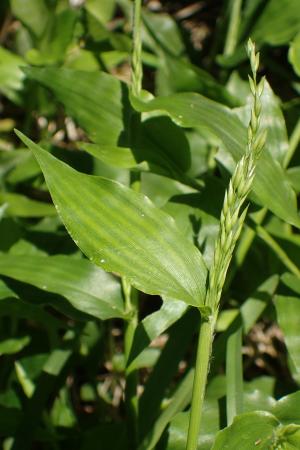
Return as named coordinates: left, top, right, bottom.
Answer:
left=206, top=39, right=267, bottom=312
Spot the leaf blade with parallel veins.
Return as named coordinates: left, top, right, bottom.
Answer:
left=16, top=130, right=207, bottom=307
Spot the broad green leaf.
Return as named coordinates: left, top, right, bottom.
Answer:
left=156, top=53, right=239, bottom=107
left=16, top=131, right=207, bottom=307
left=289, top=32, right=300, bottom=77
left=251, top=0, right=300, bottom=46
left=141, top=172, right=191, bottom=208
left=24, top=67, right=131, bottom=146
left=0, top=193, right=56, bottom=217
left=243, top=377, right=276, bottom=413
left=272, top=391, right=300, bottom=425
left=10, top=0, right=49, bottom=37
left=24, top=67, right=194, bottom=184
left=226, top=318, right=243, bottom=425
left=142, top=9, right=184, bottom=57
left=131, top=92, right=300, bottom=227
left=0, top=253, right=124, bottom=320
left=212, top=411, right=300, bottom=449
left=79, top=143, right=142, bottom=169
left=0, top=47, right=25, bottom=103
left=274, top=293, right=300, bottom=373
left=138, top=116, right=191, bottom=176
left=80, top=115, right=191, bottom=182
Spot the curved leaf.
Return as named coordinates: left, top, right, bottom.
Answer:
left=251, top=0, right=300, bottom=46
left=131, top=92, right=300, bottom=227
left=0, top=193, right=56, bottom=218
left=127, top=299, right=188, bottom=370
left=16, top=131, right=207, bottom=307
left=23, top=67, right=131, bottom=146
left=0, top=253, right=124, bottom=320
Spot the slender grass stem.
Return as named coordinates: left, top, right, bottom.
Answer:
left=123, top=2, right=144, bottom=446
left=186, top=314, right=216, bottom=450
left=223, top=0, right=243, bottom=56
left=131, top=0, right=143, bottom=97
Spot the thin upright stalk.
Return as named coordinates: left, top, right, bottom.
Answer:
left=123, top=1, right=143, bottom=447
left=131, top=0, right=143, bottom=98
left=186, top=315, right=216, bottom=450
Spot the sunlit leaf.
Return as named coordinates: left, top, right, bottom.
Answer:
left=16, top=131, right=207, bottom=307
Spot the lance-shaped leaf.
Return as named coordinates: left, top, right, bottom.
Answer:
left=0, top=254, right=124, bottom=320
left=16, top=131, right=207, bottom=307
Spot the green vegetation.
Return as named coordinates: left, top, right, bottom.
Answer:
left=0, top=1, right=300, bottom=449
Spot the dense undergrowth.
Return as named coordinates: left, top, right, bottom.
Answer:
left=0, top=1, right=300, bottom=449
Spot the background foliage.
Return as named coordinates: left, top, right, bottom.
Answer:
left=0, top=0, right=300, bottom=449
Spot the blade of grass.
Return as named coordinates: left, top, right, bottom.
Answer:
left=226, top=315, right=243, bottom=425
left=138, top=369, right=195, bottom=450
left=223, top=0, right=243, bottom=56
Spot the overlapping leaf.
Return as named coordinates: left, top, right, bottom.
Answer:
left=131, top=92, right=300, bottom=227
left=0, top=253, right=124, bottom=320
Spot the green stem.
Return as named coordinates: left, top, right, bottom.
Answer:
left=186, top=314, right=215, bottom=450
left=223, top=0, right=243, bottom=56
left=123, top=1, right=144, bottom=444
left=131, top=0, right=143, bottom=97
